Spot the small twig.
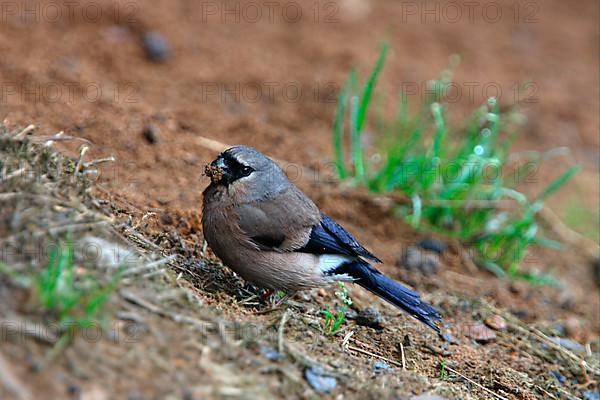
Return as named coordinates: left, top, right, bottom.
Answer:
left=0, top=192, right=74, bottom=206
left=2, top=166, right=26, bottom=182
left=0, top=352, right=31, bottom=400
left=126, top=230, right=163, bottom=251
left=13, top=124, right=35, bottom=139
left=42, top=131, right=63, bottom=146
left=343, top=336, right=404, bottom=369
left=195, top=136, right=231, bottom=153
left=120, top=290, right=210, bottom=329
left=74, top=145, right=89, bottom=176
left=139, top=269, right=168, bottom=280
left=535, top=385, right=559, bottom=400
left=27, top=132, right=93, bottom=146
left=281, top=341, right=347, bottom=377
left=131, top=212, right=156, bottom=231
left=399, top=342, right=407, bottom=370
left=47, top=220, right=110, bottom=236
left=122, top=255, right=176, bottom=277
left=196, top=136, right=287, bottom=167
left=341, top=331, right=354, bottom=350
left=83, top=156, right=116, bottom=168
left=444, top=365, right=509, bottom=400
left=39, top=333, right=71, bottom=371
left=538, top=207, right=599, bottom=260
left=483, top=301, right=600, bottom=376
left=520, top=322, right=598, bottom=375
left=552, top=382, right=587, bottom=400
left=237, top=294, right=258, bottom=306
left=346, top=344, right=403, bottom=368
left=278, top=309, right=292, bottom=354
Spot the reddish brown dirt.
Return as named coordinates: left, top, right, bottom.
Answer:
left=0, top=0, right=598, bottom=398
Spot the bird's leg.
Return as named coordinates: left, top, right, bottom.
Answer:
left=259, top=289, right=291, bottom=306
left=273, top=291, right=292, bottom=307
left=260, top=288, right=275, bottom=302
left=255, top=290, right=293, bottom=314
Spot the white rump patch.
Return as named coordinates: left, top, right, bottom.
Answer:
left=318, top=254, right=355, bottom=273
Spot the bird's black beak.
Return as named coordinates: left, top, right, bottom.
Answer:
left=211, top=156, right=227, bottom=171
left=205, top=156, right=231, bottom=184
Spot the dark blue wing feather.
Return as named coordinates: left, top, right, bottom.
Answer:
left=298, top=213, right=382, bottom=263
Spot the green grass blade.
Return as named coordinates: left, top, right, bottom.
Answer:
left=356, top=43, right=389, bottom=132
left=333, top=70, right=356, bottom=179
left=430, top=102, right=445, bottom=159
left=350, top=95, right=364, bottom=180
left=410, top=194, right=422, bottom=227
left=536, top=165, right=581, bottom=201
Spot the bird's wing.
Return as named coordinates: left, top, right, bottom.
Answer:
left=234, top=186, right=320, bottom=251
left=234, top=187, right=380, bottom=262
left=299, top=213, right=382, bottom=263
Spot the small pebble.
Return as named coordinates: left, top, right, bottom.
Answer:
left=564, top=316, right=582, bottom=339
left=67, top=384, right=80, bottom=396
left=373, top=361, right=393, bottom=374
left=484, top=315, right=507, bottom=331
left=142, top=31, right=171, bottom=62
left=417, top=238, right=448, bottom=254
left=143, top=124, right=160, bottom=144
left=550, top=371, right=566, bottom=385
left=344, top=308, right=358, bottom=320
left=583, top=390, right=600, bottom=400
left=400, top=246, right=440, bottom=275
left=304, top=367, right=337, bottom=393
left=259, top=345, right=282, bottom=361
left=509, top=282, right=527, bottom=294
left=552, top=323, right=567, bottom=336
left=160, top=212, right=174, bottom=225
left=465, top=322, right=497, bottom=343
left=550, top=337, right=585, bottom=354
left=411, top=394, right=450, bottom=400
left=355, top=307, right=383, bottom=329
left=441, top=332, right=457, bottom=344
left=128, top=392, right=144, bottom=400
left=510, top=309, right=529, bottom=319
left=560, top=295, right=576, bottom=311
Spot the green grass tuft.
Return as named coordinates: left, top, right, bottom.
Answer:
left=36, top=238, right=121, bottom=329
left=321, top=283, right=353, bottom=335
left=332, top=47, right=579, bottom=282
left=321, top=306, right=346, bottom=336
left=0, top=236, right=122, bottom=331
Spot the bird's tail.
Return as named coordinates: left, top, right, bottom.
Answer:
left=335, top=260, right=441, bottom=332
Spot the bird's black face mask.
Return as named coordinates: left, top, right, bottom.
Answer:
left=205, top=153, right=254, bottom=186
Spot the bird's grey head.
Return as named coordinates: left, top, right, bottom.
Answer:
left=205, top=146, right=288, bottom=198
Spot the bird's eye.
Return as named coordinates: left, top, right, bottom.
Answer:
left=241, top=166, right=254, bottom=176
